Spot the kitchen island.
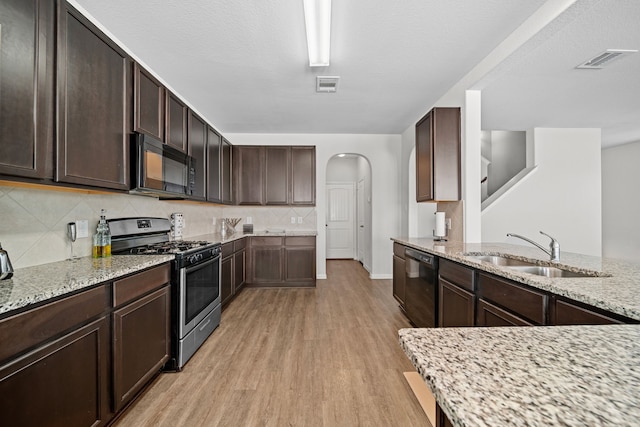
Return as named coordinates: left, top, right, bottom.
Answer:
left=400, top=325, right=640, bottom=427
left=392, top=238, right=640, bottom=426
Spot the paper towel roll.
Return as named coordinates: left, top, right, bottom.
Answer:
left=435, top=212, right=446, bottom=237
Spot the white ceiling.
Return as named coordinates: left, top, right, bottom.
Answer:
left=72, top=0, right=638, bottom=147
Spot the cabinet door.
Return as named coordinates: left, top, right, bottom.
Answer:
left=188, top=112, right=207, bottom=200
left=165, top=92, right=188, bottom=152
left=221, top=138, right=233, bottom=204
left=234, top=146, right=264, bottom=205
left=415, top=111, right=433, bottom=202
left=265, top=146, right=290, bottom=205
left=285, top=247, right=316, bottom=284
left=56, top=3, right=130, bottom=190
left=207, top=127, right=222, bottom=203
left=112, top=286, right=170, bottom=411
left=221, top=255, right=233, bottom=306
left=133, top=63, right=163, bottom=140
left=0, top=316, right=111, bottom=427
left=439, top=278, right=475, bottom=327
left=0, top=0, right=54, bottom=180
left=476, top=299, right=533, bottom=327
left=234, top=250, right=245, bottom=292
left=392, top=255, right=406, bottom=307
left=477, top=273, right=547, bottom=325
left=552, top=298, right=624, bottom=325
left=250, top=247, right=283, bottom=283
left=291, top=146, right=316, bottom=205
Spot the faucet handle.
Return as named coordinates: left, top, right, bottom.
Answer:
left=539, top=231, right=560, bottom=261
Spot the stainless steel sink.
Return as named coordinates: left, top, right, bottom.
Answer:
left=507, top=265, right=596, bottom=278
left=467, top=255, right=536, bottom=267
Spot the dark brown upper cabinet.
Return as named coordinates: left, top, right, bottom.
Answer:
left=290, top=146, right=316, bottom=205
left=207, top=126, right=222, bottom=203
left=0, top=0, right=55, bottom=180
left=133, top=63, right=164, bottom=141
left=165, top=92, right=188, bottom=152
left=234, top=145, right=316, bottom=206
left=221, top=138, right=233, bottom=204
left=234, top=146, right=265, bottom=205
left=188, top=111, right=207, bottom=200
left=415, top=107, right=460, bottom=202
left=56, top=2, right=131, bottom=190
left=265, top=146, right=290, bottom=205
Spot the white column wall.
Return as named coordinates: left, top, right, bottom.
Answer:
left=227, top=133, right=401, bottom=279
left=602, top=141, right=640, bottom=261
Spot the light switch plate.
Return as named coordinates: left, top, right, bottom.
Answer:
left=291, top=217, right=296, bottom=224
left=76, top=220, right=89, bottom=238
left=297, top=217, right=303, bottom=224
left=246, top=217, right=252, bottom=224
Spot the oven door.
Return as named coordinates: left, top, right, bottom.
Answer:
left=178, top=255, right=221, bottom=339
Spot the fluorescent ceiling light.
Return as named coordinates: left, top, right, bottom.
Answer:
left=303, top=0, right=331, bottom=67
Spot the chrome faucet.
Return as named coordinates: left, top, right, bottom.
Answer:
left=506, top=231, right=560, bottom=262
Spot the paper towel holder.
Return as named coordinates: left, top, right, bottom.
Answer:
left=432, top=229, right=448, bottom=242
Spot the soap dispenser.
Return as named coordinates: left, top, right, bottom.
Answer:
left=0, top=242, right=14, bottom=280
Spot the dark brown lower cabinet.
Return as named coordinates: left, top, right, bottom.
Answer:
left=0, top=316, right=111, bottom=427
left=436, top=404, right=454, bottom=427
left=551, top=297, right=626, bottom=325
left=248, top=236, right=315, bottom=287
left=112, top=286, right=170, bottom=410
left=221, top=238, right=246, bottom=307
left=392, top=243, right=406, bottom=308
left=476, top=299, right=533, bottom=326
left=439, top=278, right=475, bottom=327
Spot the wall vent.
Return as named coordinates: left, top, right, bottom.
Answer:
left=316, top=76, right=340, bottom=93
left=576, top=49, right=638, bottom=69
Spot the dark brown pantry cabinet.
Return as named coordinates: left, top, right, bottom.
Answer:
left=0, top=0, right=55, bottom=180
left=415, top=107, right=461, bottom=202
left=56, top=2, right=131, bottom=190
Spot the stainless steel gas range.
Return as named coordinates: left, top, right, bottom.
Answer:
left=109, top=217, right=221, bottom=370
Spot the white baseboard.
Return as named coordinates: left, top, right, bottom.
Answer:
left=370, top=274, right=392, bottom=280
left=316, top=274, right=327, bottom=280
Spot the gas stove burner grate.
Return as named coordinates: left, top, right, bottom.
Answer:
left=127, top=240, right=212, bottom=255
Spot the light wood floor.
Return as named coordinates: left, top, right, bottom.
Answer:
left=114, top=260, right=430, bottom=426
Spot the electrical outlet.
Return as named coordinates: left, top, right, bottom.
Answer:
left=76, top=220, right=89, bottom=238
left=291, top=217, right=296, bottom=224
left=246, top=217, right=252, bottom=224
left=212, top=218, right=217, bottom=225
left=297, top=217, right=303, bottom=224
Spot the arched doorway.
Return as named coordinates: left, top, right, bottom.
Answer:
left=325, top=153, right=373, bottom=272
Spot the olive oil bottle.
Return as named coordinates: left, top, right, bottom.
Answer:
left=92, top=209, right=112, bottom=258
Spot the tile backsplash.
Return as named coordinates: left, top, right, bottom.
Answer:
left=0, top=184, right=317, bottom=269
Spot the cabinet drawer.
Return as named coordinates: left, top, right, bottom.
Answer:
left=393, top=243, right=405, bottom=258
left=285, top=236, right=315, bottom=246
left=233, top=237, right=246, bottom=252
left=0, top=285, right=109, bottom=363
left=439, top=259, right=474, bottom=292
left=221, top=242, right=234, bottom=257
left=251, top=236, right=283, bottom=246
left=113, top=263, right=171, bottom=307
left=477, top=273, right=547, bottom=325
left=476, top=299, right=533, bottom=327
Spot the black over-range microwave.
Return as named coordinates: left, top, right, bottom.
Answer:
left=130, top=133, right=196, bottom=198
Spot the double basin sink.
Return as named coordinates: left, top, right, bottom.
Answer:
left=464, top=254, right=606, bottom=278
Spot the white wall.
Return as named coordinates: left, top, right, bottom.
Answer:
left=482, top=128, right=602, bottom=256
left=227, top=133, right=401, bottom=279
left=602, top=141, right=640, bottom=261
left=326, top=157, right=359, bottom=181
left=487, top=131, right=527, bottom=195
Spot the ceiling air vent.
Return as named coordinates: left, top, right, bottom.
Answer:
left=316, top=76, right=340, bottom=93
left=576, top=49, right=638, bottom=69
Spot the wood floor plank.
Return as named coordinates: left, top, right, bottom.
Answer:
left=114, top=260, right=430, bottom=426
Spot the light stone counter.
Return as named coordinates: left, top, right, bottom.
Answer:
left=190, top=230, right=318, bottom=245
left=400, top=325, right=640, bottom=427
left=392, top=238, right=640, bottom=321
left=0, top=255, right=174, bottom=316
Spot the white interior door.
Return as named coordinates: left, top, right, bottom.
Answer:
left=326, top=183, right=355, bottom=259
left=357, top=179, right=365, bottom=263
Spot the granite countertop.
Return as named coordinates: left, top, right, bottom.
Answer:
left=0, top=255, right=174, bottom=317
left=190, top=230, right=318, bottom=244
left=400, top=325, right=640, bottom=427
left=392, top=238, right=640, bottom=321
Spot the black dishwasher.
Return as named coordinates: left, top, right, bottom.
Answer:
left=404, top=248, right=438, bottom=327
